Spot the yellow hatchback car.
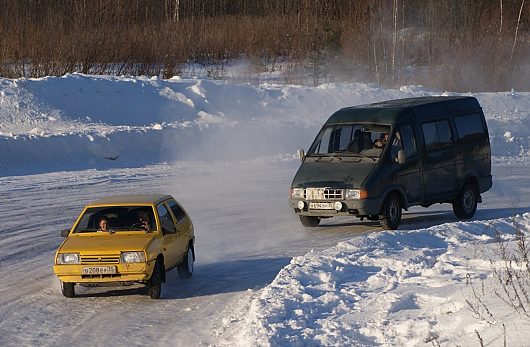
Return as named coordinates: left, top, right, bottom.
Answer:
left=53, top=194, right=195, bottom=299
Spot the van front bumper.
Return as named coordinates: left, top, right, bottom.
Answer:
left=53, top=260, right=156, bottom=284
left=289, top=197, right=383, bottom=216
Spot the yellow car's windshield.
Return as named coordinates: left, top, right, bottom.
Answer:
left=73, top=206, right=156, bottom=233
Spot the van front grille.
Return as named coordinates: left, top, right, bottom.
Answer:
left=324, top=189, right=343, bottom=200
left=80, top=255, right=121, bottom=264
left=305, top=188, right=344, bottom=200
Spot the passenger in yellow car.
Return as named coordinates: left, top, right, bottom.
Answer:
left=97, top=217, right=111, bottom=232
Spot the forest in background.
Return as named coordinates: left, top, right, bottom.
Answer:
left=0, top=0, right=528, bottom=91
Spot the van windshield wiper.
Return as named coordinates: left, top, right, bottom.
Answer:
left=331, top=151, right=378, bottom=162
left=358, top=152, right=377, bottom=162
left=307, top=153, right=367, bottom=162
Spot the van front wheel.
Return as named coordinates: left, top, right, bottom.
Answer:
left=380, top=194, right=402, bottom=230
left=453, top=184, right=478, bottom=220
left=299, top=215, right=320, bottom=227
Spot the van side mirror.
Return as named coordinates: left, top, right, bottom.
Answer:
left=60, top=229, right=70, bottom=237
left=297, top=149, right=306, bottom=161
left=397, top=150, right=406, bottom=165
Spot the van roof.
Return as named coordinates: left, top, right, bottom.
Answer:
left=326, top=96, right=481, bottom=125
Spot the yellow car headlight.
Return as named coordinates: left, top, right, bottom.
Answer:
left=120, top=251, right=146, bottom=263
left=57, top=253, right=80, bottom=264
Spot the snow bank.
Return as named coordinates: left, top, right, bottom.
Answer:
left=1, top=74, right=529, bottom=175
left=2, top=73, right=530, bottom=345
left=235, top=214, right=530, bottom=346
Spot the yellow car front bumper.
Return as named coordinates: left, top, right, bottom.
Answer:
left=54, top=260, right=156, bottom=284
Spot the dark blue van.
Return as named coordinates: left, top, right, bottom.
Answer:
left=289, top=96, right=492, bottom=229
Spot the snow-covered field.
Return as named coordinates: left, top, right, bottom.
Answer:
left=1, top=74, right=530, bottom=346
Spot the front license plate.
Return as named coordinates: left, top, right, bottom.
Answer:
left=82, top=266, right=116, bottom=275
left=309, top=202, right=334, bottom=210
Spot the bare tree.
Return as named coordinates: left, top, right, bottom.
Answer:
left=509, top=0, right=525, bottom=72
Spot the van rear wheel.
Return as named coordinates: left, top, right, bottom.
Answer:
left=299, top=215, right=320, bottom=227
left=380, top=194, right=402, bottom=230
left=453, top=184, right=478, bottom=220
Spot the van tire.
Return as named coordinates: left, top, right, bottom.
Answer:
left=61, top=281, right=75, bottom=298
left=148, top=260, right=163, bottom=299
left=177, top=245, right=194, bottom=279
left=299, top=215, right=320, bottom=227
left=453, top=184, right=478, bottom=220
left=380, top=194, right=402, bottom=230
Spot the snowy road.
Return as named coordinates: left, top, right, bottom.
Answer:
left=0, top=158, right=528, bottom=346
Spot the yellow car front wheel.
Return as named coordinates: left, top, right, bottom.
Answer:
left=148, top=260, right=163, bottom=299
left=61, top=281, right=75, bottom=298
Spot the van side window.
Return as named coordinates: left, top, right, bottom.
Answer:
left=454, top=113, right=484, bottom=140
left=421, top=120, right=453, bottom=152
left=398, top=124, right=417, bottom=159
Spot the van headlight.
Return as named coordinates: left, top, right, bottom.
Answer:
left=291, top=188, right=304, bottom=199
left=121, top=251, right=146, bottom=263
left=345, top=189, right=361, bottom=199
left=57, top=253, right=80, bottom=264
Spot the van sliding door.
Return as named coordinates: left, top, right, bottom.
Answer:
left=392, top=124, right=422, bottom=204
left=420, top=120, right=456, bottom=200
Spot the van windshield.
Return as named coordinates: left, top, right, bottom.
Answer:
left=308, top=124, right=391, bottom=158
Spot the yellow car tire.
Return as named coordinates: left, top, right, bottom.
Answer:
left=148, top=260, right=163, bottom=299
left=177, top=245, right=194, bottom=279
left=61, top=281, right=75, bottom=298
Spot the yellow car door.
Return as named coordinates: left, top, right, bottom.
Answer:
left=167, top=199, right=192, bottom=253
left=156, top=203, right=183, bottom=270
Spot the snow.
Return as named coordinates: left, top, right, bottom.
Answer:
left=2, top=74, right=530, bottom=174
left=1, top=73, right=530, bottom=346
left=232, top=215, right=530, bottom=346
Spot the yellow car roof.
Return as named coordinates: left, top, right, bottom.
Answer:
left=88, top=194, right=172, bottom=206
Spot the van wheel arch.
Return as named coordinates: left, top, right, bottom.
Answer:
left=460, top=176, right=481, bottom=201
left=380, top=189, right=407, bottom=212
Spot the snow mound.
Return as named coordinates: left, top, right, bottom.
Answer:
left=2, top=74, right=530, bottom=175
left=233, top=214, right=530, bottom=346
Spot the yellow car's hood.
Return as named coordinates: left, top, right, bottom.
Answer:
left=59, top=232, right=157, bottom=253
